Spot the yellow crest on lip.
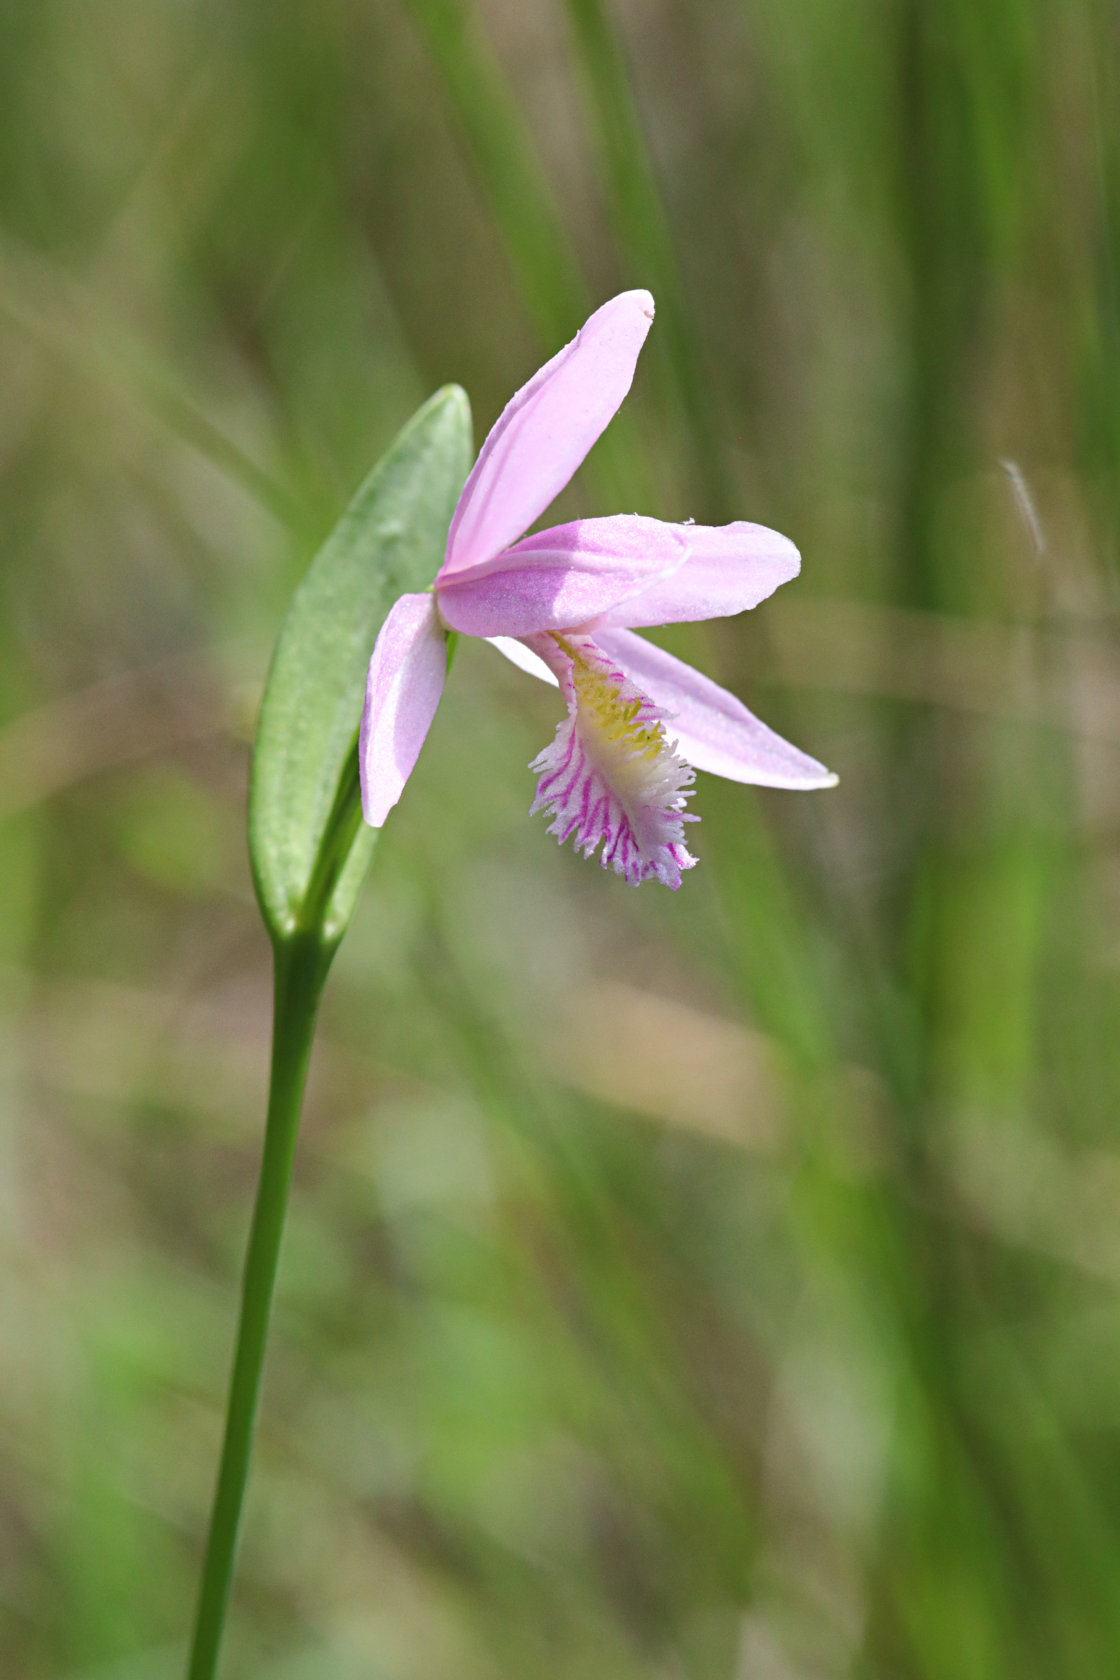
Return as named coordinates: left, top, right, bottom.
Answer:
left=553, top=634, right=665, bottom=762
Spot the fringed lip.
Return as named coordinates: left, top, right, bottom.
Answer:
left=526, top=634, right=698, bottom=889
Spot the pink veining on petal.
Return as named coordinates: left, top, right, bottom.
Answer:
left=527, top=634, right=698, bottom=888
left=438, top=291, right=655, bottom=581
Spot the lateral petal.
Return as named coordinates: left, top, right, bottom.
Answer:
left=597, top=628, right=837, bottom=789
left=438, top=291, right=655, bottom=580
left=435, top=515, right=687, bottom=639
left=594, top=521, right=800, bottom=628
left=359, top=593, right=447, bottom=827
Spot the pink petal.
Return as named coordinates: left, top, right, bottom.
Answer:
left=435, top=515, right=687, bottom=639
left=438, top=291, right=655, bottom=581
left=359, top=593, right=447, bottom=827
left=593, top=521, right=800, bottom=628
left=597, top=628, right=837, bottom=789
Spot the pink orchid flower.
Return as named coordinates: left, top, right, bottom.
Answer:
left=359, top=290, right=835, bottom=888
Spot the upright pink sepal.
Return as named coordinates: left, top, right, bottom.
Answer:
left=359, top=593, right=447, bottom=827
left=439, top=291, right=655, bottom=579
left=598, top=628, right=837, bottom=789
left=594, top=521, right=800, bottom=628
left=436, top=515, right=687, bottom=638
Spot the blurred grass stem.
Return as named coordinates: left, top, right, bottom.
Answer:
left=186, top=930, right=333, bottom=1680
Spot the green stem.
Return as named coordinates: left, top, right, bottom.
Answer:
left=186, top=931, right=333, bottom=1680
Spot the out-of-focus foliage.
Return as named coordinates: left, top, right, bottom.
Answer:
left=1, top=1, right=1119, bottom=1676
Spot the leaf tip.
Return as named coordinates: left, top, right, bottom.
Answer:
left=431, top=382, right=472, bottom=427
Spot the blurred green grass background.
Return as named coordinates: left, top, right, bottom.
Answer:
left=2, top=0, right=1120, bottom=1675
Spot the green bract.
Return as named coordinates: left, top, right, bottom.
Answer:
left=249, top=385, right=473, bottom=945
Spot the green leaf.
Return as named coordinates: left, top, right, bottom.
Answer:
left=249, top=385, right=473, bottom=945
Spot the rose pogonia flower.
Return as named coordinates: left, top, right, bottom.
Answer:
left=359, top=290, right=835, bottom=888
